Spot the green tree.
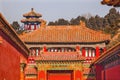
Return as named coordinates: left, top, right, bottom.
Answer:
left=47, top=8, right=120, bottom=38
left=48, top=22, right=56, bottom=25
left=11, top=21, right=24, bottom=34
left=48, top=18, right=69, bottom=25
left=57, top=18, right=69, bottom=25
left=95, top=15, right=104, bottom=30
left=104, top=8, right=120, bottom=35
left=11, top=21, right=20, bottom=31
left=88, top=16, right=97, bottom=30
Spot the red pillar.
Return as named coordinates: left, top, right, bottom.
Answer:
left=88, top=48, right=90, bottom=58
left=34, top=24, right=36, bottom=30
left=38, top=49, right=40, bottom=55
left=82, top=47, right=85, bottom=57
left=96, top=46, right=100, bottom=58
left=29, top=24, right=31, bottom=30
left=103, top=47, right=107, bottom=53
left=43, top=46, right=47, bottom=52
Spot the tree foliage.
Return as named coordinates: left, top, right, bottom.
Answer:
left=48, top=8, right=120, bottom=36
left=11, top=21, right=20, bottom=31
left=11, top=21, right=24, bottom=34
left=11, top=8, right=120, bottom=37
left=48, top=18, right=70, bottom=25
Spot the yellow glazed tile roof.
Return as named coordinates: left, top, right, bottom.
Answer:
left=20, top=22, right=111, bottom=43
left=23, top=8, right=42, bottom=17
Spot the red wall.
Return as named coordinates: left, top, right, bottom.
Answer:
left=95, top=64, right=103, bottom=80
left=95, top=64, right=120, bottom=80
left=0, top=31, right=25, bottom=80
left=105, top=65, right=120, bottom=80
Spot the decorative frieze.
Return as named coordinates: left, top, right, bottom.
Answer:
left=104, top=59, right=120, bottom=69
left=37, top=61, right=83, bottom=71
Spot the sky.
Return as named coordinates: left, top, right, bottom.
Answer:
left=0, top=0, right=119, bottom=25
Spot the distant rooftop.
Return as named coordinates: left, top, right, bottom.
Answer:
left=23, top=8, right=42, bottom=17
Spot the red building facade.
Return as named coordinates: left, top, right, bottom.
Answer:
left=20, top=9, right=111, bottom=80
left=94, top=42, right=120, bottom=80
left=0, top=13, right=29, bottom=80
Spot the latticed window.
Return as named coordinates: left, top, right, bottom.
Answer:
left=84, top=47, right=96, bottom=57
left=47, top=47, right=76, bottom=52
left=92, top=49, right=96, bottom=57
left=30, top=48, right=40, bottom=56
left=36, top=49, right=39, bottom=56
left=89, top=51, right=92, bottom=57
left=85, top=48, right=89, bottom=57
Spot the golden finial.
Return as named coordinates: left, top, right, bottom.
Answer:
left=31, top=8, right=34, bottom=11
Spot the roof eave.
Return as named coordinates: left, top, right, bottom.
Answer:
left=93, top=42, right=120, bottom=64
left=24, top=40, right=110, bottom=45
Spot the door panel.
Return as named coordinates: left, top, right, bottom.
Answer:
left=47, top=70, right=73, bottom=80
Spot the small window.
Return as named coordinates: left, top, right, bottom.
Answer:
left=36, top=49, right=39, bottom=56
left=92, top=49, right=95, bottom=57
left=85, top=48, right=88, bottom=57
left=89, top=50, right=92, bottom=57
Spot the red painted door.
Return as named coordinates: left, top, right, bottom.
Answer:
left=47, top=70, right=73, bottom=80
left=48, top=73, right=71, bottom=80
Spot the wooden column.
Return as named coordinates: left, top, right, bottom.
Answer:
left=20, top=64, right=25, bottom=80
left=88, top=48, right=90, bottom=58
left=43, top=46, right=47, bottom=52
left=38, top=49, right=40, bottom=55
left=34, top=24, right=36, bottom=30
left=29, top=24, right=31, bottom=30
left=82, top=47, right=85, bottom=57
left=96, top=46, right=100, bottom=58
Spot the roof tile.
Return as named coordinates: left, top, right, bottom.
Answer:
left=34, top=52, right=85, bottom=61
left=20, top=24, right=111, bottom=43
